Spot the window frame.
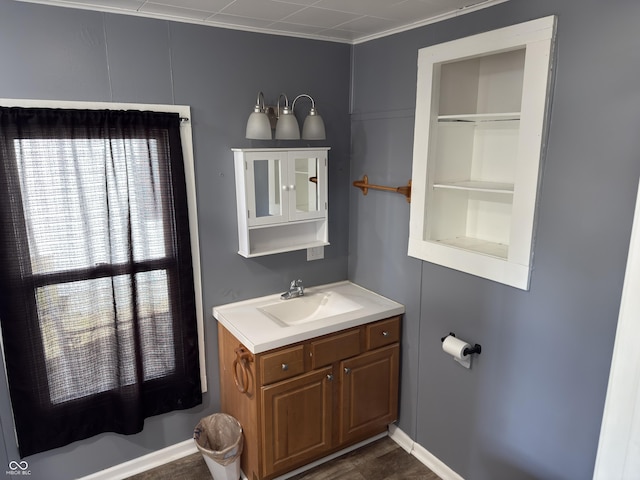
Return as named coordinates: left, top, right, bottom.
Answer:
left=0, top=97, right=206, bottom=393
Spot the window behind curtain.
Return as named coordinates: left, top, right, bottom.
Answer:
left=0, top=106, right=202, bottom=457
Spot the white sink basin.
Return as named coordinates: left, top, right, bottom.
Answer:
left=258, top=291, right=363, bottom=327
left=213, top=281, right=405, bottom=353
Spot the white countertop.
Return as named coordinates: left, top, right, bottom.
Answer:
left=212, top=281, right=405, bottom=353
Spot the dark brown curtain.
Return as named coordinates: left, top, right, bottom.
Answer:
left=0, top=107, right=201, bottom=457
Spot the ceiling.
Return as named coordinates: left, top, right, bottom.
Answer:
left=16, top=0, right=508, bottom=44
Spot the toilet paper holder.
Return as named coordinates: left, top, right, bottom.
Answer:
left=441, top=333, right=482, bottom=356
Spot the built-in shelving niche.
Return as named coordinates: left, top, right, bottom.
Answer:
left=408, top=16, right=557, bottom=290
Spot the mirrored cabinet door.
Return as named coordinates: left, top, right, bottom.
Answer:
left=245, top=152, right=287, bottom=226
left=289, top=153, right=327, bottom=222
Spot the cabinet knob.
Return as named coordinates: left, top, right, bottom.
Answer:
left=382, top=331, right=389, bottom=337
left=289, top=184, right=295, bottom=190
left=326, top=374, right=334, bottom=381
left=344, top=367, right=351, bottom=375
left=282, top=185, right=288, bottom=191
left=281, top=363, right=288, bottom=371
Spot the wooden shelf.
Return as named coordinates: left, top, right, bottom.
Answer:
left=434, top=236, right=508, bottom=259
left=438, top=112, right=520, bottom=123
left=242, top=240, right=330, bottom=258
left=433, top=181, right=514, bottom=194
left=247, top=217, right=324, bottom=230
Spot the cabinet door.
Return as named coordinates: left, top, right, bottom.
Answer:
left=245, top=151, right=287, bottom=226
left=339, top=344, right=399, bottom=445
left=262, top=367, right=334, bottom=477
left=287, top=151, right=327, bottom=222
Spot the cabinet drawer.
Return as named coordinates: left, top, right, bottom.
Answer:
left=310, top=329, right=361, bottom=369
left=366, top=316, right=401, bottom=350
left=261, top=345, right=305, bottom=385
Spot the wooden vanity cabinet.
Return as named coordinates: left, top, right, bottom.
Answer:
left=217, top=316, right=401, bottom=480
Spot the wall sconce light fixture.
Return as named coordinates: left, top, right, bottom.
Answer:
left=246, top=92, right=325, bottom=140
left=245, top=92, right=272, bottom=140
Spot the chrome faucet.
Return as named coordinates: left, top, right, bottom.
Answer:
left=281, top=279, right=304, bottom=300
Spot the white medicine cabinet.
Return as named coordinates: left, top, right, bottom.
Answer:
left=408, top=16, right=557, bottom=290
left=233, top=147, right=329, bottom=257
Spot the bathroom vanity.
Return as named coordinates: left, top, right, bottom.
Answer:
left=213, top=281, right=404, bottom=480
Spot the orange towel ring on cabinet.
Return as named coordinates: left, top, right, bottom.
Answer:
left=233, top=346, right=253, bottom=394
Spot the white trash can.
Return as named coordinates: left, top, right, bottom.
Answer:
left=194, top=413, right=243, bottom=480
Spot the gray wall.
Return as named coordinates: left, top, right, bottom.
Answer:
left=350, top=0, right=640, bottom=479
left=0, top=1, right=351, bottom=478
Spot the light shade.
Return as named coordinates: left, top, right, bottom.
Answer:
left=246, top=111, right=272, bottom=139
left=293, top=94, right=325, bottom=140
left=275, top=111, right=300, bottom=140
left=246, top=91, right=272, bottom=139
left=302, top=112, right=325, bottom=140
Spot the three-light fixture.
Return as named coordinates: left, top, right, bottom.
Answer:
left=245, top=91, right=326, bottom=140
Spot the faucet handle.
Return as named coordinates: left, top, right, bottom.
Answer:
left=282, top=279, right=304, bottom=299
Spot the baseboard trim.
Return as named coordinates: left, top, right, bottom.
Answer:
left=389, top=424, right=464, bottom=480
left=79, top=438, right=198, bottom=480
left=388, top=423, right=414, bottom=453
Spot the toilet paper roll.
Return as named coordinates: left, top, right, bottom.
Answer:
left=442, top=335, right=471, bottom=368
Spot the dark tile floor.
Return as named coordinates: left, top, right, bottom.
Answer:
left=126, top=437, right=440, bottom=480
